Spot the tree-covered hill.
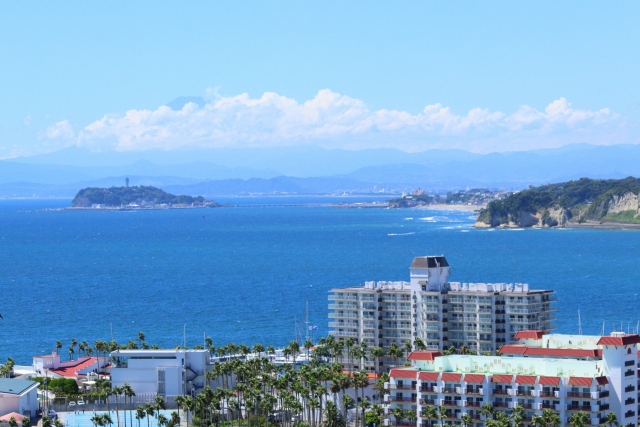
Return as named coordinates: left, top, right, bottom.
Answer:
left=476, top=177, right=640, bottom=228
left=72, top=186, right=209, bottom=207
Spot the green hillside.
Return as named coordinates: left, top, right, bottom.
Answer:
left=476, top=177, right=640, bottom=228
left=72, top=186, right=208, bottom=207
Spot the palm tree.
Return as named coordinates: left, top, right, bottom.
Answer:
left=68, top=346, right=75, bottom=361
left=112, top=385, right=123, bottom=427
left=604, top=412, right=619, bottom=427
left=157, top=414, right=168, bottom=427
left=391, top=407, right=406, bottom=427
left=458, top=345, right=470, bottom=355
left=480, top=402, right=495, bottom=420
left=460, top=413, right=473, bottom=427
left=8, top=417, right=18, bottom=427
left=422, top=405, right=437, bottom=427
left=370, top=347, right=385, bottom=376
left=322, top=401, right=346, bottom=427
left=437, top=405, right=450, bottom=427
left=510, top=404, right=525, bottom=427
left=144, top=403, right=155, bottom=427
left=531, top=414, right=546, bottom=427
left=122, top=383, right=136, bottom=427
left=102, top=414, right=114, bottom=427
left=169, top=412, right=180, bottom=427
left=359, top=398, right=371, bottom=427
left=91, top=415, right=103, bottom=427
left=21, top=418, right=30, bottom=427
left=405, top=409, right=416, bottom=427
left=413, top=338, right=427, bottom=351
left=568, top=411, right=590, bottom=427
left=137, top=332, right=145, bottom=348
left=403, top=341, right=413, bottom=359
left=341, top=394, right=354, bottom=422
left=42, top=417, right=52, bottom=427
left=135, top=406, right=146, bottom=427
left=541, top=409, right=561, bottom=427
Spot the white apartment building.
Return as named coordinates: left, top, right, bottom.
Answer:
left=386, top=331, right=640, bottom=427
left=328, top=256, right=555, bottom=372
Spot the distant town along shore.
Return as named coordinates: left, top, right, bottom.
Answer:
left=70, top=185, right=221, bottom=210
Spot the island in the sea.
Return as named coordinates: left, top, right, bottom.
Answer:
left=475, top=176, right=640, bottom=228
left=70, top=185, right=220, bottom=209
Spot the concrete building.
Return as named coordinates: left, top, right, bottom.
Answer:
left=0, top=379, right=39, bottom=418
left=386, top=331, right=640, bottom=427
left=329, top=255, right=556, bottom=372
left=109, top=349, right=214, bottom=399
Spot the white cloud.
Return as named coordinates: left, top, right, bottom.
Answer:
left=75, top=90, right=623, bottom=153
left=38, top=120, right=75, bottom=140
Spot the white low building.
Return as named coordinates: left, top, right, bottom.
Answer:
left=109, top=349, right=215, bottom=399
left=0, top=379, right=39, bottom=418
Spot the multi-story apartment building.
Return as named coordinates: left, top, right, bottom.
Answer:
left=386, top=331, right=640, bottom=427
left=328, top=255, right=556, bottom=372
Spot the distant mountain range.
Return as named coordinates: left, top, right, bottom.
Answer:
left=1, top=143, right=640, bottom=198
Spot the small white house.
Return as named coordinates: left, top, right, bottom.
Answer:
left=0, top=379, right=39, bottom=418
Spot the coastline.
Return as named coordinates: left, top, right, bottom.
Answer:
left=420, top=203, right=485, bottom=212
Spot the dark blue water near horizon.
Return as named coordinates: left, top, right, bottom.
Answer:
left=1, top=197, right=639, bottom=364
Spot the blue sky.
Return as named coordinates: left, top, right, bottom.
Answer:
left=1, top=1, right=639, bottom=158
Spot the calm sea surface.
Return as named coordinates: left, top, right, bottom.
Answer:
left=1, top=197, right=639, bottom=364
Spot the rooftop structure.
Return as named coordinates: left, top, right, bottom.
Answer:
left=386, top=331, right=640, bottom=427
left=329, top=255, right=555, bottom=372
left=33, top=351, right=107, bottom=379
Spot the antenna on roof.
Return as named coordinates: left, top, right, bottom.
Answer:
left=602, top=321, right=605, bottom=336
left=513, top=259, right=517, bottom=285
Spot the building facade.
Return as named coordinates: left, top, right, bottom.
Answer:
left=0, top=379, right=39, bottom=418
left=386, top=331, right=640, bottom=427
left=329, top=256, right=556, bottom=372
left=109, top=349, right=214, bottom=398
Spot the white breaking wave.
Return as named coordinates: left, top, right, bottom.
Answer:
left=388, top=232, right=416, bottom=236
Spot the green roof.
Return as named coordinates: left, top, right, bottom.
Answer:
left=0, top=379, right=38, bottom=395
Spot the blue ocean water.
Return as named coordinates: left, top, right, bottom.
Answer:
left=1, top=198, right=639, bottom=364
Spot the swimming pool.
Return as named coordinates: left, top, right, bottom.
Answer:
left=60, top=410, right=178, bottom=427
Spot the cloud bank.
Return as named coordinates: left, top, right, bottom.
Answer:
left=69, top=90, right=622, bottom=153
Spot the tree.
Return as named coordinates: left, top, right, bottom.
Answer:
left=370, top=347, right=385, bottom=376
left=413, top=338, right=427, bottom=351
left=123, top=383, right=136, bottom=427
left=422, top=406, right=437, bottom=427
left=8, top=417, right=18, bottom=427
left=437, top=406, right=450, bottom=427
left=169, top=412, right=180, bottom=427
left=568, top=411, right=590, bottom=427
left=145, top=403, right=156, bottom=427
left=359, top=398, right=371, bottom=427
left=68, top=346, right=75, bottom=361
left=541, top=409, right=561, bottom=427
left=460, top=413, right=473, bottom=427
left=510, top=404, right=525, bottom=427
left=322, top=401, right=346, bottom=427
left=480, top=403, right=495, bottom=420
left=403, top=341, right=413, bottom=359
left=604, top=412, right=619, bottom=427
left=135, top=406, right=146, bottom=427
left=341, top=394, right=354, bottom=422
left=137, top=332, right=145, bottom=348
left=21, top=418, right=30, bottom=427
left=391, top=407, right=406, bottom=427
left=112, top=385, right=123, bottom=427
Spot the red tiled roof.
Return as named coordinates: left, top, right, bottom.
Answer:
left=492, top=374, right=513, bottom=383
left=441, top=373, right=462, bottom=382
left=568, top=377, right=593, bottom=386
left=50, top=357, right=98, bottom=377
left=538, top=376, right=560, bottom=386
left=597, top=335, right=640, bottom=346
left=390, top=368, right=418, bottom=379
left=499, top=345, right=602, bottom=358
left=595, top=377, right=609, bottom=385
left=464, top=374, right=485, bottom=383
left=514, top=330, right=544, bottom=339
left=0, top=413, right=25, bottom=423
left=515, top=375, right=536, bottom=384
left=418, top=372, right=440, bottom=381
left=407, top=351, right=442, bottom=361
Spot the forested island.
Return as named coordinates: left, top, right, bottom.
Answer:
left=475, top=177, right=640, bottom=228
left=71, top=186, right=219, bottom=209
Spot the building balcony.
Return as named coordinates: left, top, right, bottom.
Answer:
left=566, top=404, right=592, bottom=412
left=567, top=392, right=592, bottom=399
left=442, top=400, right=458, bottom=407
left=493, top=402, right=509, bottom=408
left=391, top=396, right=417, bottom=403
left=329, top=330, right=360, bottom=337
left=492, top=389, right=508, bottom=395
left=391, top=384, right=415, bottom=390
left=466, top=401, right=481, bottom=408
left=466, top=388, right=483, bottom=395
left=420, top=386, right=435, bottom=392
left=442, top=388, right=457, bottom=394
left=328, top=303, right=358, bottom=310
left=420, top=399, right=437, bottom=407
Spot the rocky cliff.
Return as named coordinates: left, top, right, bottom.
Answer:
left=475, top=177, right=640, bottom=228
